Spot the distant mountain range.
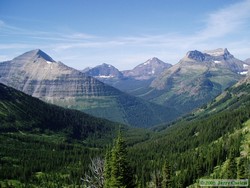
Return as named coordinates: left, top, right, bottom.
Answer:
left=83, top=57, right=173, bottom=93
left=0, top=49, right=178, bottom=128
left=83, top=57, right=172, bottom=80
left=83, top=48, right=249, bottom=116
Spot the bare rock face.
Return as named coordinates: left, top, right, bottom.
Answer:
left=0, top=49, right=118, bottom=98
left=0, top=49, right=178, bottom=128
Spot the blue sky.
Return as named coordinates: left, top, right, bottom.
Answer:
left=0, top=0, right=250, bottom=70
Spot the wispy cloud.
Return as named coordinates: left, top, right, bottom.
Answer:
left=197, top=0, right=250, bottom=40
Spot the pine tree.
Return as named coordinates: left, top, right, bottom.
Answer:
left=237, top=157, right=246, bottom=179
left=109, top=131, right=134, bottom=188
left=104, top=148, right=112, bottom=188
left=226, top=157, right=237, bottom=179
left=162, top=160, right=171, bottom=188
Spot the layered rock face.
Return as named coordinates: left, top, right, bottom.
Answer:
left=0, top=49, right=119, bottom=98
left=0, top=49, right=178, bottom=128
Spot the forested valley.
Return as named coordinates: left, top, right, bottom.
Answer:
left=0, top=81, right=250, bottom=187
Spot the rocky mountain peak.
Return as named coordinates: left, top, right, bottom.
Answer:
left=204, top=48, right=229, bottom=56
left=138, top=57, right=172, bottom=68
left=185, top=50, right=206, bottom=62
left=204, top=48, right=233, bottom=60
left=183, top=48, right=235, bottom=63
left=84, top=63, right=123, bottom=78
left=13, top=49, right=55, bottom=63
left=100, top=63, right=113, bottom=68
left=148, top=57, right=161, bottom=63
left=122, top=57, right=172, bottom=80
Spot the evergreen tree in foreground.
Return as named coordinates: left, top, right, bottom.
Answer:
left=162, top=160, right=171, bottom=188
left=104, top=131, right=134, bottom=188
left=104, top=146, right=112, bottom=188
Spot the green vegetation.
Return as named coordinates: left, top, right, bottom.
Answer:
left=0, top=81, right=250, bottom=187
left=0, top=83, right=128, bottom=146
left=0, top=133, right=99, bottom=187
left=125, top=82, right=250, bottom=187
left=104, top=131, right=134, bottom=187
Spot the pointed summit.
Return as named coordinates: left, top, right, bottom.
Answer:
left=123, top=57, right=172, bottom=80
left=33, top=49, right=55, bottom=62
left=13, top=49, right=55, bottom=63
left=138, top=57, right=172, bottom=67
left=148, top=57, right=161, bottom=63
left=84, top=63, right=123, bottom=79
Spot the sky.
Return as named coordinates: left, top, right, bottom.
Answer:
left=0, top=0, right=250, bottom=70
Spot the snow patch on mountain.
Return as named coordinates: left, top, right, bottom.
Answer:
left=96, top=75, right=115, bottom=78
left=238, top=71, right=248, bottom=75
left=214, top=60, right=222, bottom=64
left=243, top=64, right=249, bottom=68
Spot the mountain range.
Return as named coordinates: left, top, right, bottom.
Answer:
left=0, top=49, right=178, bottom=128
left=82, top=57, right=172, bottom=93
left=83, top=57, right=172, bottom=81
left=83, top=48, right=249, bottom=116
left=0, top=48, right=249, bottom=128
